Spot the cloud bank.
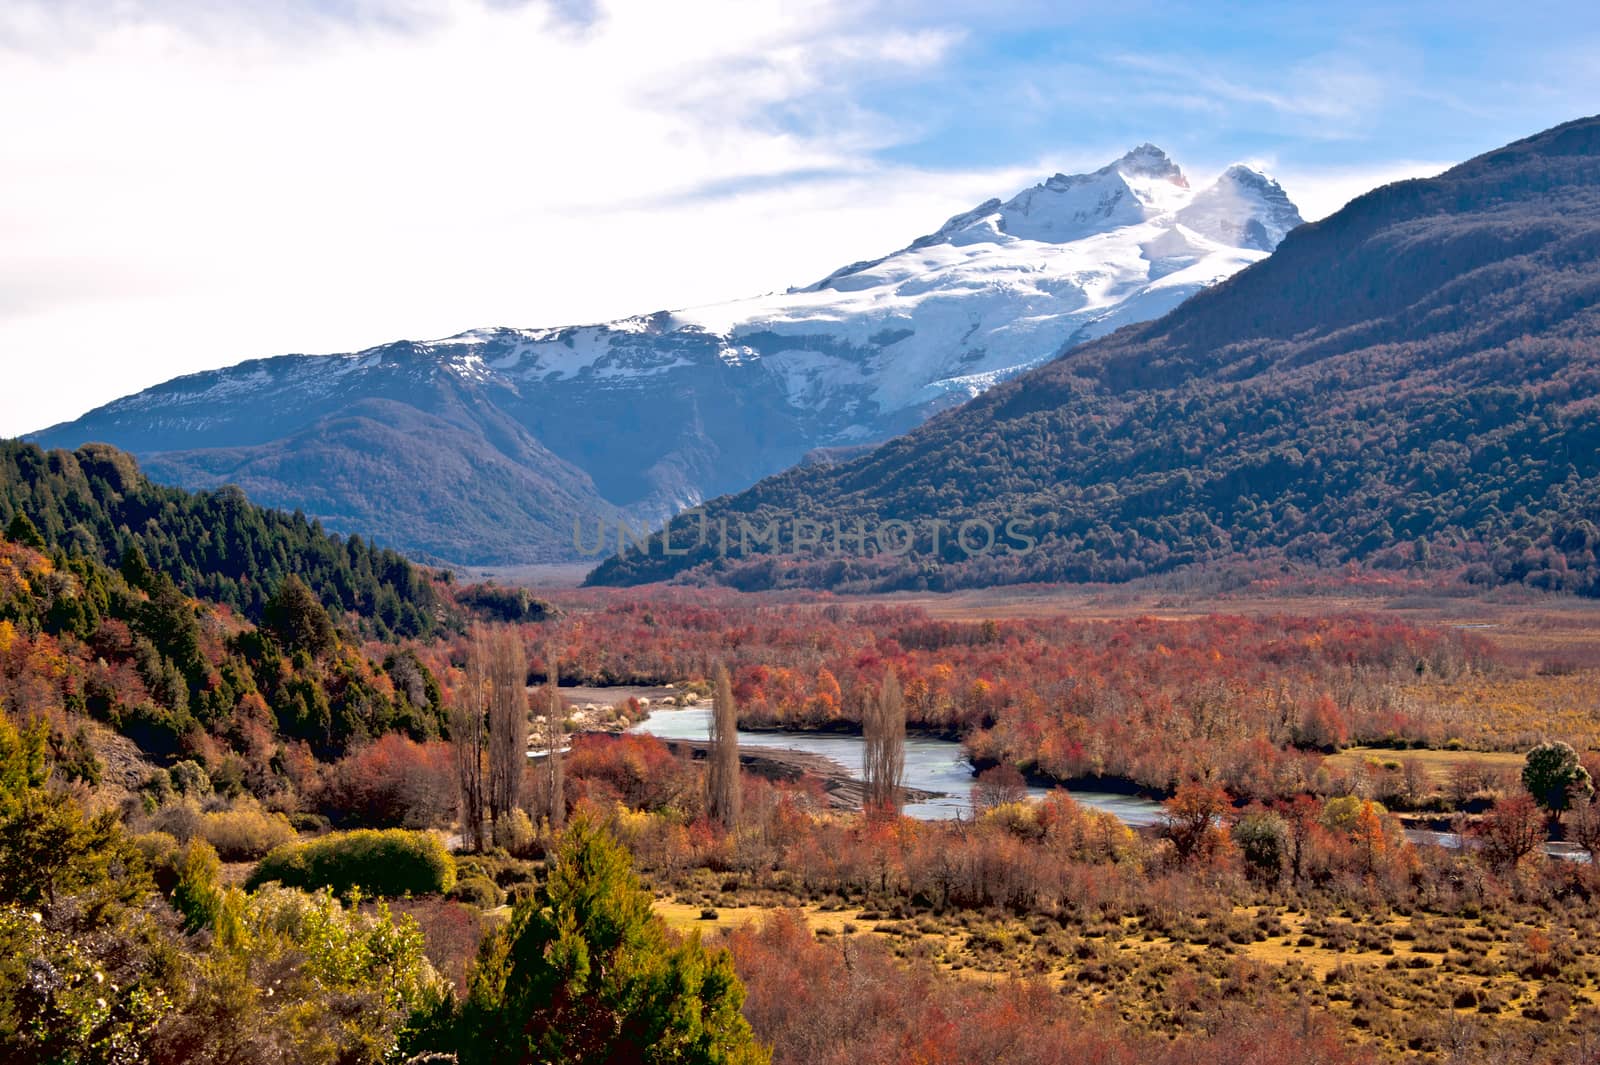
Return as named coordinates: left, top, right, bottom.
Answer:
left=0, top=1, right=1498, bottom=434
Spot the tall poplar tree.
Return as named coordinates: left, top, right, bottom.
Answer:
left=706, top=664, right=741, bottom=829
left=453, top=626, right=490, bottom=852
left=862, top=670, right=906, bottom=817
left=541, top=644, right=566, bottom=830
left=486, top=626, right=528, bottom=831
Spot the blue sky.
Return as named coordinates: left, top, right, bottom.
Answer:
left=829, top=1, right=1597, bottom=179
left=1, top=0, right=1596, bottom=436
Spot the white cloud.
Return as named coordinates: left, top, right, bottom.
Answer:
left=0, top=0, right=981, bottom=434
left=1110, top=50, right=1394, bottom=137
left=0, top=1, right=1460, bottom=437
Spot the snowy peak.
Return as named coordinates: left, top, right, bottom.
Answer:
left=807, top=144, right=1200, bottom=291
left=807, top=144, right=1299, bottom=297
left=1114, top=142, right=1186, bottom=181
left=989, top=144, right=1189, bottom=244
left=35, top=137, right=1307, bottom=566
left=1177, top=164, right=1303, bottom=252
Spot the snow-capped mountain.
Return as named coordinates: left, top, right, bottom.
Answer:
left=31, top=146, right=1302, bottom=565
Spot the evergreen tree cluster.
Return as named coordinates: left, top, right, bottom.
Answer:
left=449, top=815, right=767, bottom=1065
left=1, top=528, right=448, bottom=765
left=1, top=441, right=441, bottom=639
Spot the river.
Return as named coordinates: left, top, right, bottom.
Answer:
left=627, top=707, right=1164, bottom=825
left=625, top=710, right=1588, bottom=859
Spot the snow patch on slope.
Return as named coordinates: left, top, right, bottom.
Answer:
left=56, top=144, right=1304, bottom=516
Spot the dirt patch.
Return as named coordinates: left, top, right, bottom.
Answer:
left=1325, top=746, right=1526, bottom=785
left=553, top=684, right=703, bottom=733
left=84, top=721, right=158, bottom=812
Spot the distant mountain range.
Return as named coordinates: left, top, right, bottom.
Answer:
left=31, top=147, right=1300, bottom=565
left=588, top=116, right=1600, bottom=597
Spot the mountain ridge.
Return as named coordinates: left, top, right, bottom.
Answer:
left=33, top=148, right=1302, bottom=565
left=585, top=115, right=1600, bottom=596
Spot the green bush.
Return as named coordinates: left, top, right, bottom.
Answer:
left=173, top=838, right=223, bottom=931
left=288, top=811, right=332, bottom=834
left=492, top=808, right=535, bottom=857
left=200, top=808, right=296, bottom=861
left=131, top=830, right=182, bottom=894
left=248, top=829, right=456, bottom=897
left=169, top=759, right=211, bottom=797
left=448, top=876, right=503, bottom=909
left=453, top=815, right=766, bottom=1065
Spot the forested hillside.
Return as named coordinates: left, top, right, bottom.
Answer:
left=1, top=440, right=455, bottom=780
left=0, top=440, right=442, bottom=638
left=589, top=115, right=1600, bottom=594
left=0, top=530, right=448, bottom=764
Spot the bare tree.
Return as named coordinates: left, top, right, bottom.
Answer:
left=706, top=663, right=741, bottom=829
left=541, top=644, right=566, bottom=829
left=1567, top=790, right=1600, bottom=862
left=971, top=764, right=1027, bottom=813
left=486, top=625, right=529, bottom=832
left=453, top=626, right=490, bottom=852
left=862, top=670, right=905, bottom=817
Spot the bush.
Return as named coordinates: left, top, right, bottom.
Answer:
left=449, top=876, right=503, bottom=909
left=139, top=769, right=174, bottom=811
left=492, top=808, right=535, bottom=857
left=454, top=815, right=765, bottom=1065
left=148, top=798, right=204, bottom=842
left=170, top=759, right=212, bottom=797
left=131, top=830, right=182, bottom=894
left=200, top=807, right=297, bottom=861
left=288, top=812, right=332, bottom=834
left=173, top=838, right=223, bottom=931
left=248, top=829, right=456, bottom=897
left=322, top=735, right=456, bottom=829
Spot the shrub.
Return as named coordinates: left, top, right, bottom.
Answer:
left=163, top=883, right=445, bottom=1062
left=248, top=828, right=456, bottom=897
left=131, top=830, right=182, bottom=894
left=455, top=816, right=765, bottom=1065
left=200, top=807, right=296, bottom=861
left=492, top=808, right=535, bottom=857
left=139, top=769, right=174, bottom=812
left=288, top=811, right=331, bottom=834
left=130, top=830, right=220, bottom=931
left=323, top=735, right=456, bottom=829
left=147, top=798, right=204, bottom=842
left=169, top=759, right=211, bottom=797
left=449, top=876, right=503, bottom=909
left=172, top=838, right=223, bottom=931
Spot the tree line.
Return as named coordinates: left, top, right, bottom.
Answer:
left=1, top=441, right=443, bottom=639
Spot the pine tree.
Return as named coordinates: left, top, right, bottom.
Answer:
left=4, top=510, right=46, bottom=550
left=460, top=815, right=768, bottom=1065
left=119, top=544, right=156, bottom=592
left=263, top=574, right=337, bottom=659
